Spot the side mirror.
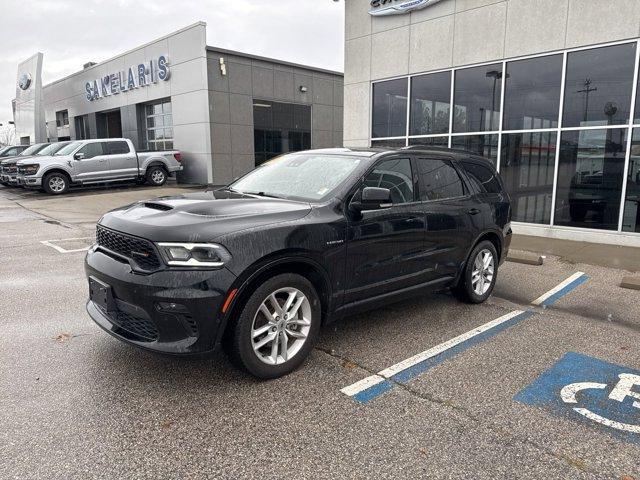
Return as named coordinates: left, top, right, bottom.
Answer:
left=350, top=187, right=393, bottom=212
left=74, top=152, right=85, bottom=161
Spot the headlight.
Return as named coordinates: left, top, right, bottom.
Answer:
left=23, top=164, right=39, bottom=175
left=156, top=242, right=231, bottom=268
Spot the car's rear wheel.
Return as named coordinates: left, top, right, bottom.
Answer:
left=227, top=273, right=321, bottom=379
left=146, top=166, right=167, bottom=186
left=453, top=240, right=498, bottom=304
left=43, top=172, right=69, bottom=195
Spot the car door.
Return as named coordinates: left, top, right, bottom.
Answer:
left=73, top=142, right=109, bottom=182
left=344, top=156, right=428, bottom=305
left=104, top=141, right=138, bottom=179
left=414, top=156, right=477, bottom=280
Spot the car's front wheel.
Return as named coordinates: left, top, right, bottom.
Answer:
left=43, top=172, right=70, bottom=195
left=453, top=240, right=498, bottom=304
left=227, top=273, right=321, bottom=379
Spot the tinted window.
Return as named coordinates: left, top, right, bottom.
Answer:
left=563, top=43, right=636, bottom=128
left=503, top=55, right=563, bottom=131
left=416, top=158, right=465, bottom=201
left=363, top=158, right=414, bottom=204
left=253, top=101, right=311, bottom=166
left=554, top=128, right=627, bottom=230
left=500, top=132, right=557, bottom=224
left=372, top=79, right=408, bottom=138
left=453, top=63, right=502, bottom=133
left=451, top=134, right=498, bottom=164
left=622, top=128, right=640, bottom=232
left=78, top=142, right=104, bottom=159
left=408, top=136, right=448, bottom=147
left=106, top=141, right=130, bottom=155
left=410, top=72, right=451, bottom=136
left=461, top=161, right=502, bottom=194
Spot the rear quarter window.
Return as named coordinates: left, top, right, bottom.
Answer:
left=461, top=161, right=502, bottom=194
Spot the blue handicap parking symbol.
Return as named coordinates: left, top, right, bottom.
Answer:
left=515, top=352, right=640, bottom=443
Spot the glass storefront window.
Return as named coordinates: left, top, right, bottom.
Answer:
left=500, top=132, right=557, bottom=224
left=453, top=63, right=502, bottom=133
left=503, top=54, right=563, bottom=131
left=563, top=43, right=636, bottom=128
left=622, top=128, right=640, bottom=232
left=372, top=79, right=408, bottom=138
left=408, top=136, right=448, bottom=147
left=410, top=71, right=451, bottom=136
left=554, top=128, right=627, bottom=230
left=451, top=134, right=499, bottom=164
left=253, top=101, right=311, bottom=166
left=371, top=139, right=406, bottom=148
left=145, top=99, right=173, bottom=150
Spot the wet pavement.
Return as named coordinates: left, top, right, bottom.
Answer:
left=1, top=184, right=640, bottom=479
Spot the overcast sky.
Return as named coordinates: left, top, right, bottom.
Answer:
left=0, top=0, right=345, bottom=126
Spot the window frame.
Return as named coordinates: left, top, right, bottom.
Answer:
left=412, top=155, right=469, bottom=203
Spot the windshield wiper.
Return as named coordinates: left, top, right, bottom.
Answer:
left=244, top=191, right=286, bottom=199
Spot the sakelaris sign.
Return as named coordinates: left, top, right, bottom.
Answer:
left=85, top=55, right=170, bottom=102
left=369, top=0, right=444, bottom=16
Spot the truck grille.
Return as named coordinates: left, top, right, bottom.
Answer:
left=100, top=307, right=159, bottom=342
left=96, top=225, right=161, bottom=271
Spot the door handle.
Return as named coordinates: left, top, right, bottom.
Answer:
left=467, top=208, right=481, bottom=215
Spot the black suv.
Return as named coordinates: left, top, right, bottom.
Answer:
left=85, top=147, right=512, bottom=378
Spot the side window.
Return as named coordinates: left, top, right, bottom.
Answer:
left=416, top=158, right=465, bottom=201
left=363, top=158, right=414, bottom=204
left=106, top=141, right=130, bottom=155
left=7, top=147, right=20, bottom=156
left=77, top=142, right=104, bottom=159
left=461, top=161, right=501, bottom=194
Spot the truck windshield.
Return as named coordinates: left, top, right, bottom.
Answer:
left=37, top=142, right=71, bottom=156
left=20, top=144, right=47, bottom=156
left=229, top=153, right=363, bottom=202
left=55, top=142, right=82, bottom=156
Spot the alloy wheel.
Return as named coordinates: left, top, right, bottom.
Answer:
left=151, top=170, right=165, bottom=184
left=49, top=176, right=66, bottom=193
left=251, top=287, right=312, bottom=365
left=471, top=249, right=495, bottom=296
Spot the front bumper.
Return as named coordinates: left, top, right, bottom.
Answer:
left=17, top=175, right=42, bottom=187
left=85, top=246, right=237, bottom=354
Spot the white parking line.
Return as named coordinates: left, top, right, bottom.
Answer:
left=531, top=272, right=587, bottom=306
left=40, top=237, right=94, bottom=254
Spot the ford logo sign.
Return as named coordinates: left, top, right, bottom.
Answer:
left=369, top=0, right=444, bottom=16
left=18, top=72, right=32, bottom=90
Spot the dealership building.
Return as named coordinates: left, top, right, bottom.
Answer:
left=13, top=22, right=344, bottom=185
left=344, top=0, right=640, bottom=246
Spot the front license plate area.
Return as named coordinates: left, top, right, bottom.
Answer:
left=89, top=276, right=116, bottom=313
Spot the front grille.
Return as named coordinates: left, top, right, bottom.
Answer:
left=96, top=225, right=161, bottom=271
left=6, top=165, right=16, bottom=174
left=101, top=307, right=159, bottom=342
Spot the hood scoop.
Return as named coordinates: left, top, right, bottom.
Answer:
left=143, top=202, right=174, bottom=211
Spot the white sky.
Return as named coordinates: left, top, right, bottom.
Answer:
left=0, top=0, right=345, bottom=126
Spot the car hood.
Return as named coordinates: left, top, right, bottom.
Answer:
left=1, top=154, right=37, bottom=166
left=16, top=155, right=58, bottom=166
left=99, top=190, right=312, bottom=243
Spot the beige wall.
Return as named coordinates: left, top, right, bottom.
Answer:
left=343, top=0, right=640, bottom=147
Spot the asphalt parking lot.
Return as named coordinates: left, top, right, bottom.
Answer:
left=1, top=184, right=640, bottom=479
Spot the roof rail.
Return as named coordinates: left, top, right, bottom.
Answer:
left=401, top=145, right=473, bottom=155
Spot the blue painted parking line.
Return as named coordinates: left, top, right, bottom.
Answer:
left=341, top=272, right=590, bottom=404
left=515, top=352, right=640, bottom=443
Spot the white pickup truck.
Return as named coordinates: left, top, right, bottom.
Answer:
left=15, top=138, right=183, bottom=195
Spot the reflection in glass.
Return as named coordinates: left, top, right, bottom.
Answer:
left=410, top=72, right=451, bottom=136
left=503, top=55, right=562, bottom=131
left=500, top=132, right=557, bottom=224
left=563, top=43, right=636, bottom=128
left=453, top=63, right=502, bottom=133
left=372, top=79, right=408, bottom=138
left=622, top=128, right=640, bottom=232
left=408, top=136, right=448, bottom=147
left=371, top=139, right=406, bottom=148
left=554, top=129, right=627, bottom=230
left=451, top=134, right=498, bottom=164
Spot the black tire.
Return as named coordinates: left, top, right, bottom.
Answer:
left=452, top=240, right=498, bottom=304
left=42, top=172, right=70, bottom=195
left=226, top=273, right=321, bottom=379
left=146, top=165, right=167, bottom=186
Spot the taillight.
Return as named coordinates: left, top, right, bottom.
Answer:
left=174, top=153, right=182, bottom=163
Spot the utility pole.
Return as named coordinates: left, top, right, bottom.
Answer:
left=577, top=78, right=597, bottom=124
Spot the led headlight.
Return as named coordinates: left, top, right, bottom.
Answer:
left=157, top=242, right=231, bottom=268
left=23, top=164, right=40, bottom=175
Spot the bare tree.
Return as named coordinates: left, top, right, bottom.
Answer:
left=0, top=125, right=18, bottom=147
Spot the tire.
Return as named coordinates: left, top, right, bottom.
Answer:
left=42, top=172, right=70, bottom=195
left=146, top=166, right=167, bottom=186
left=226, top=273, right=321, bottom=379
left=452, top=240, right=498, bottom=304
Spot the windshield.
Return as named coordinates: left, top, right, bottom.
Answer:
left=37, top=142, right=70, bottom=156
left=55, top=141, right=82, bottom=156
left=229, top=153, right=363, bottom=202
left=20, top=144, right=47, bottom=156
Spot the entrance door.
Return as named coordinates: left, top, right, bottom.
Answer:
left=105, top=111, right=122, bottom=138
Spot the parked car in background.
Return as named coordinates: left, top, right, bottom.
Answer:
left=0, top=145, right=29, bottom=158
left=16, top=138, right=182, bottom=194
left=0, top=143, right=51, bottom=185
left=85, top=147, right=512, bottom=379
